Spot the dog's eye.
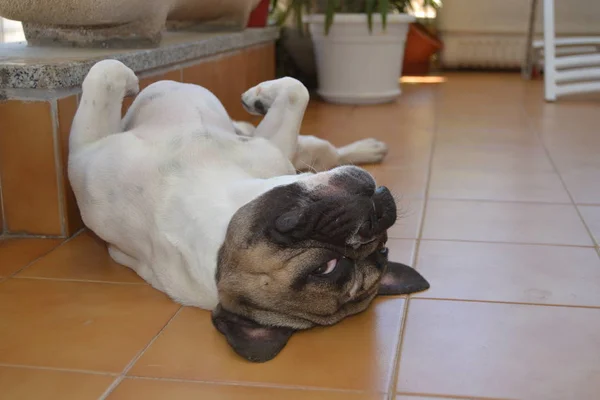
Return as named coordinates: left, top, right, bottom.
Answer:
left=312, top=259, right=338, bottom=276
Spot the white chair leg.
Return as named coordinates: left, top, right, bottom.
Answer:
left=543, top=0, right=557, bottom=101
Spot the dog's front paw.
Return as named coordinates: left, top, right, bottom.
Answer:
left=340, top=138, right=389, bottom=165
left=241, top=77, right=309, bottom=116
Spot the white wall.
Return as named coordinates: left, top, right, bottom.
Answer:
left=438, top=0, right=600, bottom=35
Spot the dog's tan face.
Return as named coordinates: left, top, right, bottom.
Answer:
left=212, top=166, right=429, bottom=362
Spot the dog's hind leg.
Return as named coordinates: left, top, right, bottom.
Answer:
left=70, top=60, right=139, bottom=152
left=337, top=138, right=389, bottom=165
left=240, top=77, right=309, bottom=161
left=293, top=135, right=339, bottom=172
left=293, top=136, right=389, bottom=172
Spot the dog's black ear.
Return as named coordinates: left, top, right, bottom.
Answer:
left=378, top=261, right=430, bottom=296
left=211, top=305, right=295, bottom=363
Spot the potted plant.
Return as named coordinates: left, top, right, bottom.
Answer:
left=272, top=0, right=432, bottom=104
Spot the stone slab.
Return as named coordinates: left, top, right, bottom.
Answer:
left=0, top=27, right=278, bottom=90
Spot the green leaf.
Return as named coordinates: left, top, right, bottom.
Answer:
left=379, top=0, right=389, bottom=31
left=325, top=0, right=338, bottom=35
left=294, top=0, right=303, bottom=33
left=275, top=1, right=295, bottom=27
left=366, top=0, right=375, bottom=33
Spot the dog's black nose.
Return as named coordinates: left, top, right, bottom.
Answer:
left=358, top=186, right=397, bottom=237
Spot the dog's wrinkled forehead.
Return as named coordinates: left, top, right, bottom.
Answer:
left=239, top=166, right=396, bottom=249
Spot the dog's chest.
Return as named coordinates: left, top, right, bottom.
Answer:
left=162, top=132, right=295, bottom=179
left=228, top=137, right=296, bottom=178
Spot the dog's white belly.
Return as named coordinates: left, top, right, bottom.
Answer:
left=70, top=84, right=296, bottom=309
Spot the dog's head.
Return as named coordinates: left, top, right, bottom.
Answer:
left=212, top=166, right=429, bottom=362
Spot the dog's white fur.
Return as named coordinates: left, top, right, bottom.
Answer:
left=69, top=60, right=388, bottom=309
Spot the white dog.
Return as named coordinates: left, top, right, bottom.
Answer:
left=69, top=60, right=429, bottom=362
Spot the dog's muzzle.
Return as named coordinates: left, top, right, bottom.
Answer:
left=358, top=186, right=397, bottom=238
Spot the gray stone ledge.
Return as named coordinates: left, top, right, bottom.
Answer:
left=0, top=27, right=278, bottom=91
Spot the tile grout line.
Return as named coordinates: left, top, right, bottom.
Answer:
left=125, top=375, right=378, bottom=394
left=0, top=362, right=120, bottom=377
left=1, top=232, right=72, bottom=240
left=520, top=104, right=600, bottom=251
left=427, top=196, right=575, bottom=206
left=97, top=306, right=184, bottom=400
left=575, top=202, right=600, bottom=207
left=397, top=391, right=514, bottom=400
left=385, top=84, right=441, bottom=400
left=50, top=98, right=68, bottom=237
left=0, top=167, right=6, bottom=233
left=386, top=284, right=411, bottom=400
left=13, top=276, right=148, bottom=285
left=413, top=237, right=597, bottom=249
left=6, top=229, right=84, bottom=279
left=574, top=202, right=600, bottom=248
left=413, top=296, right=600, bottom=310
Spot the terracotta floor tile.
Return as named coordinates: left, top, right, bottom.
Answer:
left=397, top=300, right=600, bottom=400
left=436, top=113, right=529, bottom=132
left=560, top=168, right=600, bottom=205
left=396, top=396, right=461, bottom=400
left=579, top=206, right=600, bottom=244
left=365, top=166, right=428, bottom=199
left=437, top=106, right=526, bottom=124
left=415, top=241, right=600, bottom=306
left=422, top=200, right=593, bottom=246
left=0, top=366, right=115, bottom=400
left=380, top=144, right=432, bottom=169
left=387, top=200, right=423, bottom=239
left=302, top=103, right=354, bottom=138
left=435, top=126, right=541, bottom=147
left=428, top=168, right=570, bottom=203
left=18, top=231, right=144, bottom=283
left=542, top=130, right=600, bottom=162
left=387, top=239, right=416, bottom=267
left=551, top=151, right=600, bottom=172
left=0, top=238, right=62, bottom=277
left=306, top=102, right=433, bottom=169
left=535, top=105, right=600, bottom=136
left=108, top=378, right=385, bottom=400
left=432, top=145, right=554, bottom=172
left=130, top=298, right=405, bottom=392
left=323, top=130, right=432, bottom=170
left=349, top=102, right=436, bottom=133
left=0, top=279, right=179, bottom=372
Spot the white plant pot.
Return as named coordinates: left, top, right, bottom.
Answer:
left=305, top=13, right=414, bottom=105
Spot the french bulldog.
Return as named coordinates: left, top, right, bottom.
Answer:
left=68, top=59, right=429, bottom=363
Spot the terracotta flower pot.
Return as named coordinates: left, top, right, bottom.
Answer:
left=402, top=22, right=443, bottom=76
